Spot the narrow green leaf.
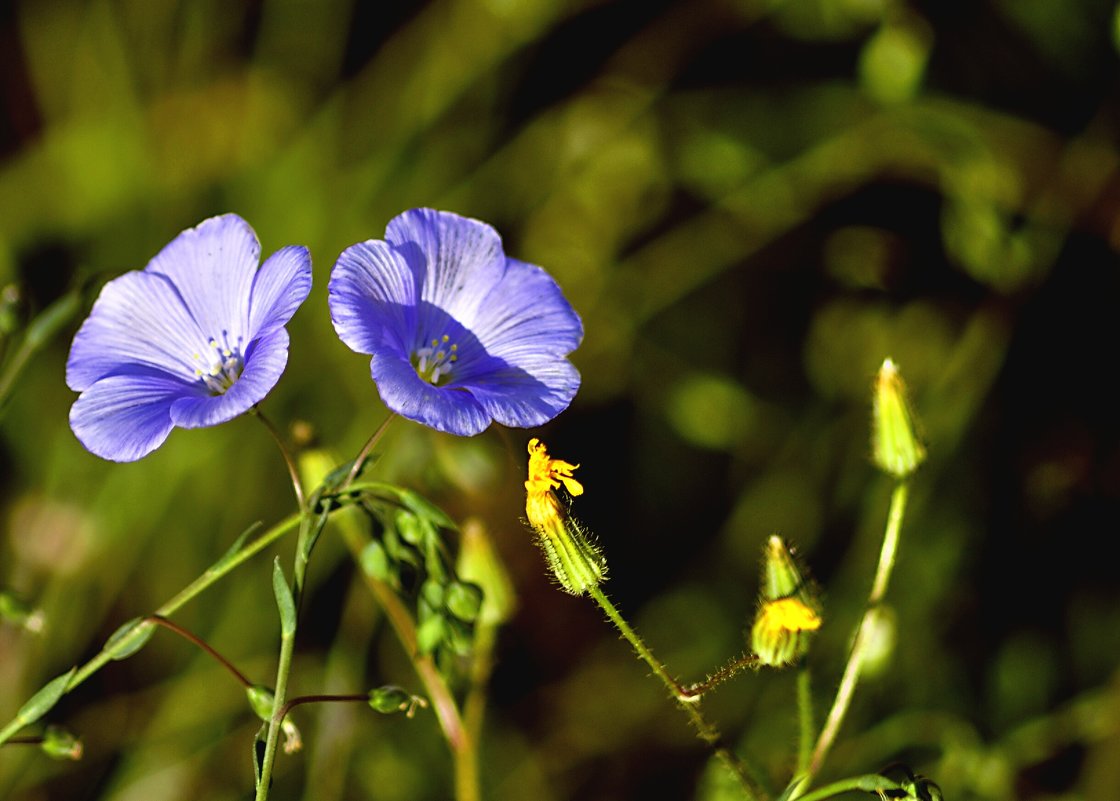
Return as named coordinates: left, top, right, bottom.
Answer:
left=253, top=722, right=268, bottom=790
left=272, top=558, right=296, bottom=637
left=17, top=667, right=76, bottom=726
left=212, top=521, right=263, bottom=572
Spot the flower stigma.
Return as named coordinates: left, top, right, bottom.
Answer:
left=193, top=334, right=244, bottom=395
left=413, top=334, right=459, bottom=385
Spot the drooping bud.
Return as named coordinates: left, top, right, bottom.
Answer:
left=368, top=685, right=428, bottom=718
left=872, top=358, right=926, bottom=479
left=39, top=725, right=83, bottom=761
left=524, top=439, right=607, bottom=595
left=751, top=536, right=822, bottom=667
left=0, top=589, right=44, bottom=633
left=245, top=684, right=302, bottom=754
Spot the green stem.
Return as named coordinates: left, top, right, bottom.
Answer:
left=338, top=522, right=474, bottom=798
left=459, top=620, right=498, bottom=801
left=805, top=482, right=910, bottom=785
left=793, top=774, right=901, bottom=801
left=587, top=584, right=766, bottom=801
left=256, top=510, right=320, bottom=800
left=0, top=512, right=302, bottom=747
left=797, top=666, right=814, bottom=776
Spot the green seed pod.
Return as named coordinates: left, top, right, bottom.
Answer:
left=368, top=685, right=414, bottom=715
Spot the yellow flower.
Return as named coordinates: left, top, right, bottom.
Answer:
left=523, top=439, right=605, bottom=596
left=751, top=597, right=822, bottom=667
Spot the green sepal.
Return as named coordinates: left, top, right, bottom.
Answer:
left=104, top=617, right=156, bottom=661
left=17, top=667, right=76, bottom=726
left=252, top=722, right=268, bottom=791
left=272, top=558, right=296, bottom=637
left=300, top=502, right=333, bottom=563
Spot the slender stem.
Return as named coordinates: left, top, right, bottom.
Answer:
left=256, top=511, right=318, bottom=801
left=805, top=482, right=910, bottom=784
left=343, top=414, right=396, bottom=489
left=459, top=620, right=498, bottom=801
left=0, top=513, right=302, bottom=748
left=587, top=584, right=766, bottom=801
left=253, top=407, right=305, bottom=509
left=280, top=694, right=370, bottom=718
left=337, top=519, right=474, bottom=798
left=793, top=775, right=901, bottom=801
left=678, top=652, right=758, bottom=700
left=146, top=615, right=252, bottom=688
left=797, top=666, right=814, bottom=776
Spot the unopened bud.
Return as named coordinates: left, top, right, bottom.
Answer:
left=39, top=725, right=82, bottom=761
left=872, top=358, right=926, bottom=479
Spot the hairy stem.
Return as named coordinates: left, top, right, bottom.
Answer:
left=587, top=585, right=766, bottom=801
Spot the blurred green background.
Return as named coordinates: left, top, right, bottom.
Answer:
left=3, top=0, right=1120, bottom=799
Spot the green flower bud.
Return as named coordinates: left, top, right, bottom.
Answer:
left=39, top=725, right=82, bottom=761
left=872, top=358, right=926, bottom=479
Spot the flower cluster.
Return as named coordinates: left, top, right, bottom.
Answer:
left=66, top=209, right=582, bottom=460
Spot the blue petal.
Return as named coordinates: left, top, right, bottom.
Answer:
left=329, top=240, right=417, bottom=355
left=170, top=328, right=290, bottom=429
left=67, top=270, right=210, bottom=392
left=248, top=245, right=312, bottom=339
left=464, top=356, right=581, bottom=428
left=145, top=214, right=259, bottom=345
left=470, top=257, right=583, bottom=363
left=70, top=370, right=192, bottom=462
left=385, top=209, right=507, bottom=335
left=370, top=352, right=492, bottom=436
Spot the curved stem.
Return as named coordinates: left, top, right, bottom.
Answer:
left=587, top=585, right=766, bottom=801
left=794, top=774, right=901, bottom=801
left=145, top=615, right=253, bottom=688
left=805, top=482, right=910, bottom=784
left=253, top=406, right=305, bottom=509
left=343, top=414, right=396, bottom=489
left=0, top=512, right=302, bottom=748
left=280, top=693, right=370, bottom=719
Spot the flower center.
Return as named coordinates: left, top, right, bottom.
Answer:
left=193, top=335, right=244, bottom=395
left=412, top=334, right=458, bottom=385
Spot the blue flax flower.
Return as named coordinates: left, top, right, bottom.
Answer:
left=67, top=214, right=312, bottom=461
left=329, top=208, right=582, bottom=436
